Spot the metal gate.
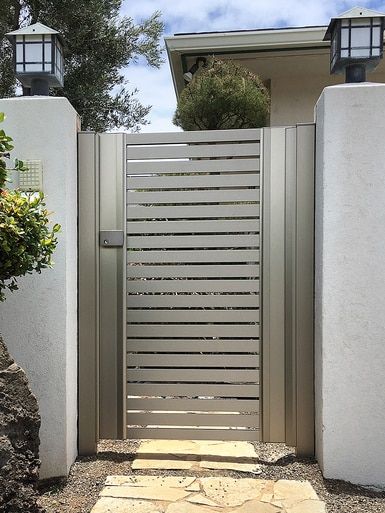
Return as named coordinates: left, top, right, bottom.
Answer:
left=78, top=126, right=315, bottom=454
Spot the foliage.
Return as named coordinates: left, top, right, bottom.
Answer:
left=0, top=0, right=164, bottom=132
left=0, top=113, right=60, bottom=301
left=174, top=58, right=270, bottom=131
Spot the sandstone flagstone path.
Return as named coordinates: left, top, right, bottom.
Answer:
left=131, top=440, right=261, bottom=473
left=91, top=475, right=326, bottom=513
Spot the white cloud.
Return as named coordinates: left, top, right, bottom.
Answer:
left=120, top=0, right=379, bottom=132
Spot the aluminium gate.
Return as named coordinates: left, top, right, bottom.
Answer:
left=79, top=126, right=315, bottom=454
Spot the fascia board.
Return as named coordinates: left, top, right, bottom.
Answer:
left=165, top=26, right=329, bottom=53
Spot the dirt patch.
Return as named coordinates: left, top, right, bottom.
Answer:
left=38, top=440, right=385, bottom=513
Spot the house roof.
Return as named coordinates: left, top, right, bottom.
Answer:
left=165, top=25, right=330, bottom=95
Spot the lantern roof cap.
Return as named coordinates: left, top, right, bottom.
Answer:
left=324, top=6, right=385, bottom=41
left=6, top=22, right=63, bottom=43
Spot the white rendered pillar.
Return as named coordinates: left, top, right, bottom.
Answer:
left=0, top=97, right=78, bottom=479
left=315, top=83, right=385, bottom=488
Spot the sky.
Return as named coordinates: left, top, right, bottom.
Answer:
left=120, top=0, right=385, bottom=133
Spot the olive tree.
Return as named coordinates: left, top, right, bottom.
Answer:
left=173, top=58, right=270, bottom=131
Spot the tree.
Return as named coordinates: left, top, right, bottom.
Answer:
left=0, top=113, right=60, bottom=301
left=0, top=1, right=164, bottom=132
left=174, top=58, right=270, bottom=131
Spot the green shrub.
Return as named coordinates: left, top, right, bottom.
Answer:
left=173, top=58, right=270, bottom=131
left=0, top=113, right=60, bottom=301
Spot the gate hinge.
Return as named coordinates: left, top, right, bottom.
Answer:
left=99, top=230, right=124, bottom=247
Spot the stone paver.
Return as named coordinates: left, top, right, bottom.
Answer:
left=91, top=475, right=326, bottom=513
left=132, top=440, right=261, bottom=473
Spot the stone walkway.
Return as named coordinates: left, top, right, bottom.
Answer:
left=91, top=475, right=326, bottom=513
left=91, top=441, right=326, bottom=513
left=132, top=440, right=261, bottom=473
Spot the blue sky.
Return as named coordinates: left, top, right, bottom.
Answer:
left=120, top=0, right=385, bottom=132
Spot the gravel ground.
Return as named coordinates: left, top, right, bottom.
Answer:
left=38, top=440, right=385, bottom=513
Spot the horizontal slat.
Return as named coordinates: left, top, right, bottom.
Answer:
left=126, top=279, right=259, bottom=293
left=127, top=204, right=259, bottom=219
left=126, top=354, right=260, bottom=368
left=125, top=427, right=260, bottom=441
left=127, top=189, right=259, bottom=204
left=126, top=309, right=259, bottom=323
left=126, top=339, right=260, bottom=353
left=127, top=143, right=260, bottom=160
left=126, top=158, right=260, bottom=175
left=127, top=235, right=259, bottom=249
left=126, top=294, right=260, bottom=308
left=127, top=368, right=259, bottom=382
left=126, top=383, right=259, bottom=397
left=126, top=412, right=259, bottom=428
left=126, top=398, right=259, bottom=412
left=126, top=325, right=259, bottom=337
left=127, top=250, right=260, bottom=264
left=127, top=173, right=260, bottom=189
left=126, top=264, right=260, bottom=279
left=126, top=219, right=259, bottom=234
left=125, top=129, right=261, bottom=145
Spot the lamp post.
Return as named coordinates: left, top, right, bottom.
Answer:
left=6, top=22, right=64, bottom=96
left=324, top=7, right=385, bottom=83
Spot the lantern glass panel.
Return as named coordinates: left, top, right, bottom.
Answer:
left=16, top=44, right=23, bottom=62
left=351, top=27, right=371, bottom=49
left=341, top=49, right=349, bottom=57
left=25, top=63, right=43, bottom=72
left=44, top=43, right=51, bottom=63
left=341, top=28, right=349, bottom=47
left=25, top=43, right=42, bottom=63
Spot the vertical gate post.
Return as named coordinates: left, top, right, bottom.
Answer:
left=315, top=83, right=385, bottom=487
left=78, top=132, right=99, bottom=455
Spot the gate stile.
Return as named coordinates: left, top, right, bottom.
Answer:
left=125, top=129, right=262, bottom=441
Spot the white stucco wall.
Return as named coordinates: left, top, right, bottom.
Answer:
left=0, top=97, right=78, bottom=479
left=315, top=83, right=385, bottom=489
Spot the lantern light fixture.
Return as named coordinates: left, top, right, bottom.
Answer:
left=324, top=7, right=385, bottom=83
left=183, top=57, right=207, bottom=83
left=6, top=22, right=64, bottom=96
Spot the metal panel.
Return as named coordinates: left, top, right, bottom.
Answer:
left=127, top=204, right=259, bottom=219
left=125, top=428, right=260, bottom=441
left=126, top=280, right=259, bottom=293
left=294, top=124, right=315, bottom=457
left=127, top=383, right=260, bottom=397
left=126, top=294, right=260, bottom=308
left=126, top=249, right=260, bottom=264
left=126, top=264, right=260, bottom=278
left=99, top=133, right=126, bottom=439
left=78, top=132, right=99, bottom=455
left=262, top=128, right=287, bottom=442
left=126, top=325, right=259, bottom=337
left=127, top=235, right=260, bottom=249
left=126, top=142, right=260, bottom=160
left=126, top=189, right=260, bottom=204
left=127, top=173, right=260, bottom=189
left=126, top=158, right=260, bottom=174
left=126, top=412, right=260, bottom=428
left=126, top=309, right=260, bottom=323
left=125, top=128, right=261, bottom=145
left=126, top=369, right=259, bottom=382
left=126, top=398, right=259, bottom=412
left=126, top=339, right=260, bottom=353
left=126, top=354, right=260, bottom=367
left=126, top=219, right=259, bottom=234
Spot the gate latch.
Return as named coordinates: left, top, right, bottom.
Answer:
left=99, top=230, right=124, bottom=247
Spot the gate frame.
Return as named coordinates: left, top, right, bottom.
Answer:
left=78, top=126, right=314, bottom=456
